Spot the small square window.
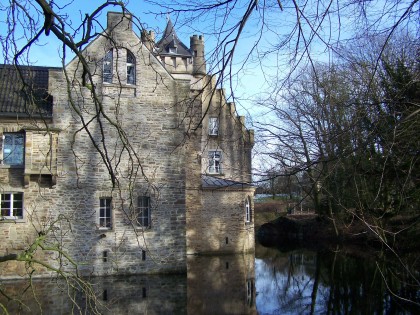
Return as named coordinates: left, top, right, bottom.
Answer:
left=1, top=192, right=23, bottom=219
left=99, top=198, right=112, bottom=229
left=137, top=196, right=151, bottom=228
left=2, top=133, right=24, bottom=166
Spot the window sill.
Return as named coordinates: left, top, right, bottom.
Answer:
left=0, top=164, right=24, bottom=169
left=102, top=82, right=137, bottom=88
left=245, top=221, right=253, bottom=226
left=207, top=172, right=224, bottom=176
left=0, top=218, right=25, bottom=223
left=135, top=226, right=151, bottom=231
left=97, top=227, right=113, bottom=232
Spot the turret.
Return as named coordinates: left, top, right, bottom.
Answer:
left=190, top=35, right=206, bottom=76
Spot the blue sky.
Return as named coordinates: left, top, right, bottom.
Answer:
left=1, top=0, right=416, bottom=126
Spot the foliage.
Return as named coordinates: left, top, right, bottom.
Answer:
left=258, top=33, right=419, bottom=234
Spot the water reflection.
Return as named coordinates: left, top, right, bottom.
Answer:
left=255, top=244, right=420, bottom=315
left=187, top=254, right=257, bottom=315
left=0, top=274, right=187, bottom=314
left=0, top=252, right=256, bottom=315
left=1, top=247, right=418, bottom=314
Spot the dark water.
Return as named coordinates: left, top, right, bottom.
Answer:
left=255, top=244, right=420, bottom=314
left=1, top=244, right=419, bottom=314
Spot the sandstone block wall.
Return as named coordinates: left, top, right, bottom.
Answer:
left=1, top=11, right=256, bottom=279
left=200, top=79, right=254, bottom=184
left=188, top=188, right=255, bottom=254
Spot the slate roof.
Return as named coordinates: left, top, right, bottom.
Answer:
left=0, top=64, right=56, bottom=118
left=155, top=19, right=192, bottom=57
left=202, top=175, right=253, bottom=189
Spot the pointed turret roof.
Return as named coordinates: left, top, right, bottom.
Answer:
left=155, top=18, right=192, bottom=57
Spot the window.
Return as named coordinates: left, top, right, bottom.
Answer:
left=126, top=50, right=136, bottom=85
left=1, top=192, right=23, bottom=219
left=169, top=47, right=177, bottom=54
left=209, top=117, right=219, bottom=136
left=103, top=49, right=113, bottom=83
left=208, top=151, right=222, bottom=174
left=137, top=196, right=151, bottom=227
left=2, top=133, right=24, bottom=166
left=99, top=198, right=112, bottom=229
left=245, top=197, right=251, bottom=222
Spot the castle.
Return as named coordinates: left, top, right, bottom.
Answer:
left=0, top=12, right=255, bottom=277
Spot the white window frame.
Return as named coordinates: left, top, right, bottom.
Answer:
left=137, top=196, right=151, bottom=228
left=208, top=150, right=222, bottom=174
left=126, top=50, right=136, bottom=85
left=1, top=192, right=23, bottom=219
left=2, top=133, right=25, bottom=166
left=99, top=198, right=112, bottom=229
left=103, top=49, right=113, bottom=83
left=245, top=197, right=251, bottom=222
left=208, top=117, right=219, bottom=136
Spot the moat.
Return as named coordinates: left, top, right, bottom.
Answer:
left=1, top=242, right=419, bottom=314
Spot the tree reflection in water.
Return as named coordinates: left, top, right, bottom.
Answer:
left=255, top=243, right=420, bottom=315
left=1, top=246, right=418, bottom=314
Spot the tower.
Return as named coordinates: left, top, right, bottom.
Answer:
left=190, top=35, right=206, bottom=76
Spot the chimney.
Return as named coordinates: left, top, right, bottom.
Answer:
left=141, top=30, right=155, bottom=51
left=107, top=12, right=132, bottom=31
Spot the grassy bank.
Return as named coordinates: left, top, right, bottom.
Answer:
left=254, top=197, right=288, bottom=230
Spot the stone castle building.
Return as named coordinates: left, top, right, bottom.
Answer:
left=0, top=12, right=255, bottom=277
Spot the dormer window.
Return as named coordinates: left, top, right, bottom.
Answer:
left=103, top=49, right=113, bottom=83
left=126, top=50, right=136, bottom=85
left=209, top=117, right=219, bottom=136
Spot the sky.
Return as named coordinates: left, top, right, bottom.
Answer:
left=1, top=0, right=417, bottom=175
left=0, top=0, right=260, bottom=118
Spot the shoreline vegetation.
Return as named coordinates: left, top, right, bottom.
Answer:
left=254, top=196, right=420, bottom=254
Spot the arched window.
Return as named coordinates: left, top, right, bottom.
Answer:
left=103, top=49, right=113, bottom=83
left=245, top=197, right=251, bottom=222
left=126, top=50, right=136, bottom=85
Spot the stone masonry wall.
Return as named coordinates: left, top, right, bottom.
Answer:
left=1, top=13, right=190, bottom=277
left=200, top=78, right=254, bottom=183
left=46, top=15, right=189, bottom=275
left=0, top=121, right=60, bottom=277
left=188, top=188, right=255, bottom=254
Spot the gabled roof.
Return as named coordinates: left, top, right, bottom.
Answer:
left=0, top=64, right=57, bottom=118
left=155, top=18, right=192, bottom=57
left=202, top=175, right=253, bottom=190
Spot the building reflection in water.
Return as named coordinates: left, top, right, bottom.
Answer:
left=187, top=252, right=257, bottom=315
left=0, top=252, right=256, bottom=315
